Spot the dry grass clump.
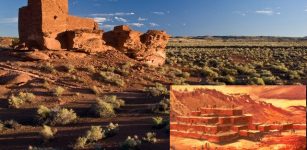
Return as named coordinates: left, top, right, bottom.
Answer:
left=99, top=71, right=125, bottom=87
left=37, top=105, right=78, bottom=125
left=73, top=123, right=119, bottom=149
left=90, top=95, right=125, bottom=118
left=8, top=92, right=36, bottom=108
left=144, top=83, right=169, bottom=97
left=53, top=86, right=65, bottom=97
left=120, top=135, right=142, bottom=150
left=0, top=120, right=21, bottom=132
left=152, top=98, right=170, bottom=114
left=40, top=125, right=57, bottom=143
left=142, top=132, right=157, bottom=143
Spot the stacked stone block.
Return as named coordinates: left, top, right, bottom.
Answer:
left=171, top=107, right=305, bottom=143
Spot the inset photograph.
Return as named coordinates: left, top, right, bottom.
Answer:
left=170, top=86, right=306, bottom=150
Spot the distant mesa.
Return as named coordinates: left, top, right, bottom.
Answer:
left=18, top=0, right=170, bottom=66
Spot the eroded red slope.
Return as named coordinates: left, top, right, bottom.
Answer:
left=171, top=88, right=306, bottom=123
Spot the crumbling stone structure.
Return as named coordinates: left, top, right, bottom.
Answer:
left=19, top=0, right=98, bottom=50
left=18, top=0, right=170, bottom=66
left=104, top=25, right=169, bottom=66
left=171, top=107, right=306, bottom=143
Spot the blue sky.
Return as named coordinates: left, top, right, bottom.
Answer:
left=0, top=0, right=307, bottom=37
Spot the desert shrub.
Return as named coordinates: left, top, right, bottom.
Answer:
left=63, top=64, right=75, bottom=73
left=142, top=132, right=157, bottom=143
left=172, top=77, right=187, bottom=85
left=104, top=122, right=119, bottom=137
left=249, top=77, right=265, bottom=85
left=8, top=95, right=24, bottom=108
left=152, top=116, right=168, bottom=129
left=287, top=71, right=301, bottom=80
left=40, top=125, right=57, bottom=143
left=201, top=67, right=218, bottom=79
left=90, top=100, right=116, bottom=118
left=86, top=126, right=105, bottom=142
left=37, top=105, right=78, bottom=125
left=73, top=123, right=119, bottom=149
left=152, top=98, right=170, bottom=114
left=101, top=64, right=116, bottom=72
left=53, top=86, right=65, bottom=97
left=181, top=72, right=191, bottom=78
left=262, top=76, right=277, bottom=85
left=0, top=120, right=21, bottom=131
left=218, top=75, right=236, bottom=84
left=99, top=71, right=125, bottom=87
left=115, top=62, right=133, bottom=76
left=73, top=137, right=88, bottom=149
left=53, top=108, right=78, bottom=125
left=144, top=83, right=169, bottom=97
left=236, top=65, right=256, bottom=75
left=120, top=135, right=142, bottom=150
left=260, top=70, right=273, bottom=77
left=70, top=75, right=84, bottom=83
left=43, top=80, right=51, bottom=89
left=100, top=95, right=125, bottom=109
left=221, top=68, right=238, bottom=76
left=86, top=65, right=96, bottom=73
left=270, top=64, right=289, bottom=73
left=41, top=63, right=56, bottom=73
left=8, top=92, right=36, bottom=108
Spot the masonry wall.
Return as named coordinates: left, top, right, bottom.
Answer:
left=41, top=0, right=68, bottom=33
left=19, top=0, right=44, bottom=47
left=19, top=0, right=100, bottom=50
left=67, top=16, right=99, bottom=31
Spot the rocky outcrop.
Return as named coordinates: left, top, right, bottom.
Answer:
left=67, top=29, right=114, bottom=53
left=104, top=25, right=170, bottom=66
left=0, top=38, right=14, bottom=48
left=24, top=50, right=50, bottom=61
left=0, top=72, right=32, bottom=86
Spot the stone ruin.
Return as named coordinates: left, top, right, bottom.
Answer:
left=18, top=0, right=170, bottom=66
left=171, top=107, right=306, bottom=143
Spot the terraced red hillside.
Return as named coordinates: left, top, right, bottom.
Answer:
left=170, top=88, right=306, bottom=123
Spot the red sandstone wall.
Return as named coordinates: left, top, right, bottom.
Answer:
left=67, top=16, right=99, bottom=31
left=18, top=7, right=30, bottom=42
left=41, top=0, right=68, bottom=33
left=19, top=1, right=44, bottom=47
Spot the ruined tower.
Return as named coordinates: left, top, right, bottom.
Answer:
left=19, top=0, right=98, bottom=50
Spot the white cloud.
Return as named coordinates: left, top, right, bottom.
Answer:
left=305, top=9, right=307, bottom=12
left=138, top=17, right=147, bottom=21
left=255, top=9, right=280, bottom=16
left=152, top=12, right=165, bottom=15
left=128, top=23, right=144, bottom=27
left=0, top=17, right=18, bottom=24
left=114, top=17, right=127, bottom=22
left=94, top=17, right=107, bottom=23
left=91, top=12, right=135, bottom=17
left=149, top=23, right=159, bottom=27
left=255, top=10, right=274, bottom=15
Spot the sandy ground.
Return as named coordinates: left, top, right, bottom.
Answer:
left=171, top=130, right=306, bottom=150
